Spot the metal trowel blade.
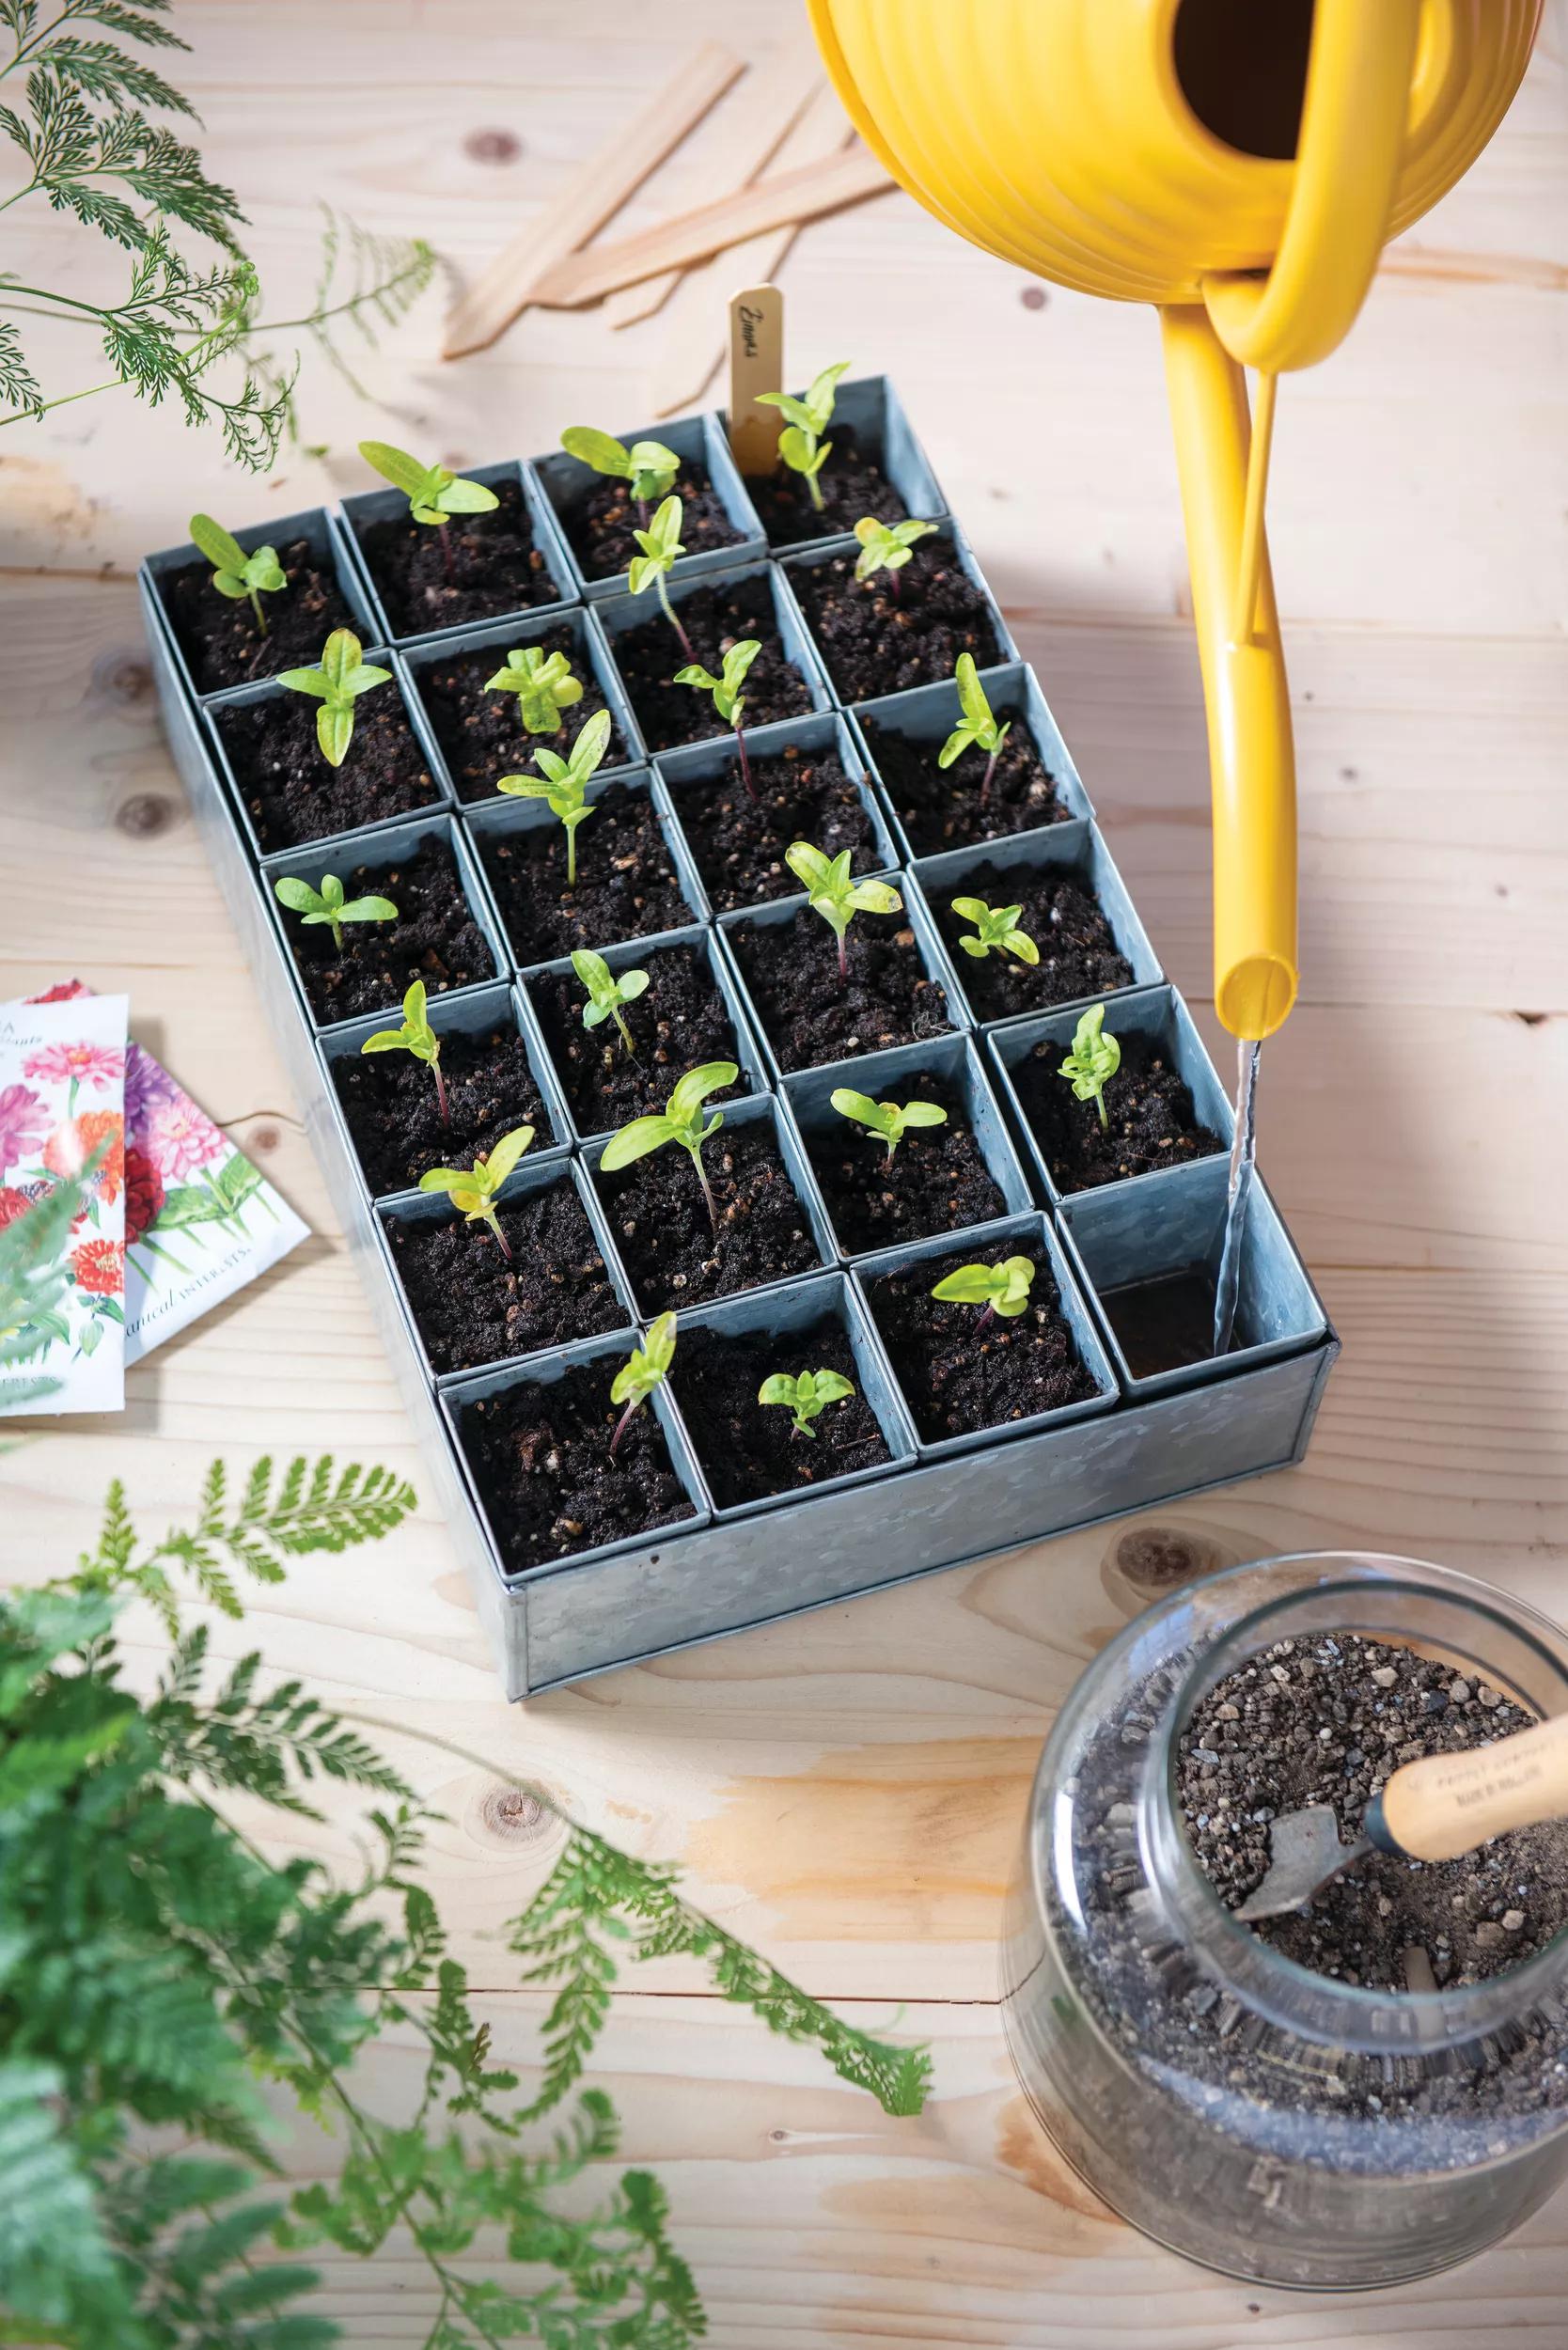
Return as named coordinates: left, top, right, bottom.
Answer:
left=1233, top=1805, right=1370, bottom=1922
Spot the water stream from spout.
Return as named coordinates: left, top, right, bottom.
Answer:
left=1212, top=1038, right=1262, bottom=1356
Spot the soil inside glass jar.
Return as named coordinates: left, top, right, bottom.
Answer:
left=554, top=458, right=743, bottom=581
left=334, top=1020, right=552, bottom=1195
left=803, top=1068, right=1006, bottom=1253
left=862, top=706, right=1072, bottom=853
left=529, top=943, right=750, bottom=1137
left=355, top=478, right=560, bottom=636
left=163, top=537, right=354, bottom=695
left=460, top=1361, right=695, bottom=1571
left=1181, top=1633, right=1568, bottom=1993
left=388, top=1177, right=624, bottom=1374
left=412, top=631, right=628, bottom=805
left=672, top=1319, right=890, bottom=1507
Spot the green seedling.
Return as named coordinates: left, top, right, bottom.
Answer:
left=625, top=494, right=694, bottom=658
left=951, top=896, right=1039, bottom=968
left=932, top=1253, right=1036, bottom=1336
left=758, top=1365, right=855, bottom=1440
left=572, top=948, right=649, bottom=1058
left=485, top=645, right=585, bottom=736
left=784, top=842, right=902, bottom=983
left=607, top=1310, right=676, bottom=1458
left=600, top=1060, right=737, bottom=1230
left=274, top=870, right=399, bottom=953
left=357, top=439, right=499, bottom=582
left=559, top=426, right=680, bottom=520
left=674, top=637, right=760, bottom=798
left=497, top=706, right=613, bottom=886
left=854, top=514, right=938, bottom=596
left=188, top=512, right=285, bottom=635
left=829, top=1088, right=948, bottom=1162
left=417, top=1124, right=535, bottom=1261
left=1058, top=1003, right=1121, bottom=1133
left=277, top=628, right=393, bottom=767
left=756, top=361, right=850, bottom=512
left=360, top=979, right=448, bottom=1126
left=940, top=652, right=1012, bottom=808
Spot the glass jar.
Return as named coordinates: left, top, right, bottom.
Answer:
left=1001, top=1552, right=1568, bottom=2289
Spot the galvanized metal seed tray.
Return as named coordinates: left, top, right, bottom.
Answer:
left=140, top=377, right=1336, bottom=1699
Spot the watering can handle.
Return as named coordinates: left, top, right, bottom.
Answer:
left=1163, top=0, right=1422, bottom=1038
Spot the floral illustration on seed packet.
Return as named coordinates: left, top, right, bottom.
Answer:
left=26, top=980, right=308, bottom=1362
left=0, top=989, right=129, bottom=1416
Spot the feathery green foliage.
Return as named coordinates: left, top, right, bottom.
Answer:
left=0, top=1453, right=930, bottom=2344
left=0, top=14, right=432, bottom=461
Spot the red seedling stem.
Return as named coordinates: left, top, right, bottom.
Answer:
left=735, top=721, right=756, bottom=802
left=980, top=747, right=997, bottom=811
left=438, top=517, right=456, bottom=584
left=431, top=1058, right=450, bottom=1128
left=609, top=1399, right=638, bottom=1459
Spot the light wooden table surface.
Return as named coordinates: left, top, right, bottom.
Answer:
left=3, top=6, right=1567, bottom=2342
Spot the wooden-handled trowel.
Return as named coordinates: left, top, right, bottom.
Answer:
left=1236, top=1710, right=1568, bottom=1924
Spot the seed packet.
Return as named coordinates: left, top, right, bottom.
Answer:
left=23, top=980, right=311, bottom=1367
left=0, top=990, right=130, bottom=1416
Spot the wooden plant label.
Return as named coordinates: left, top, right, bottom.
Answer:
left=728, top=284, right=784, bottom=475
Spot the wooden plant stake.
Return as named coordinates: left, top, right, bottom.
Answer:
left=442, top=42, right=745, bottom=360
left=728, top=285, right=784, bottom=476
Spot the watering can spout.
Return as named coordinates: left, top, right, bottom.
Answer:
left=807, top=0, right=1540, bottom=1039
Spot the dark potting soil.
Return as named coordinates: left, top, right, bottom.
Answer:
left=553, top=458, right=745, bottom=581
left=745, top=424, right=906, bottom=546
left=461, top=1360, right=696, bottom=1572
left=388, top=1177, right=623, bottom=1375
left=1013, top=1027, right=1226, bottom=1194
left=866, top=1237, right=1099, bottom=1444
left=478, top=781, right=690, bottom=963
left=411, top=631, right=628, bottom=806
left=1102, top=1268, right=1230, bottom=1380
left=790, top=540, right=1003, bottom=701
left=1064, top=1662, right=1568, bottom=2138
left=673, top=1320, right=890, bottom=1508
left=936, top=868, right=1133, bottom=1022
left=669, top=742, right=879, bottom=913
left=163, top=537, right=355, bottom=695
left=729, top=906, right=952, bottom=1073
left=283, top=838, right=495, bottom=1024
left=595, top=1124, right=820, bottom=1313
left=1182, top=1634, right=1568, bottom=1994
left=333, top=1021, right=553, bottom=1196
left=609, top=575, right=814, bottom=752
left=529, top=943, right=750, bottom=1136
left=805, top=1068, right=1006, bottom=1254
left=214, top=685, right=439, bottom=853
left=354, top=478, right=561, bottom=636
left=862, top=706, right=1072, bottom=853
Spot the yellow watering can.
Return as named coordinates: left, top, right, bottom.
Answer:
left=807, top=0, right=1539, bottom=1040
